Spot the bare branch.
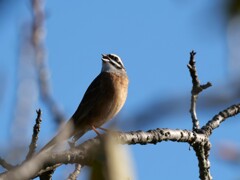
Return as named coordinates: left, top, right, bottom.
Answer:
left=31, top=0, right=65, bottom=125
left=0, top=128, right=208, bottom=180
left=187, top=51, right=240, bottom=179
left=203, top=141, right=211, bottom=161
left=193, top=144, right=212, bottom=180
left=187, top=50, right=212, bottom=130
left=25, top=109, right=42, bottom=160
left=0, top=157, right=14, bottom=170
left=202, top=104, right=240, bottom=136
left=67, top=164, right=82, bottom=180
left=187, top=50, right=213, bottom=179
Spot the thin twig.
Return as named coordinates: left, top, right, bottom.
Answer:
left=31, top=0, right=65, bottom=126
left=67, top=164, right=82, bottom=180
left=25, top=109, right=42, bottom=160
left=187, top=50, right=212, bottom=130
left=0, top=157, right=14, bottom=170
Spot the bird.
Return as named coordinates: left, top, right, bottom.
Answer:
left=40, top=54, right=129, bottom=152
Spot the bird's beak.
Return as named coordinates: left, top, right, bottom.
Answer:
left=101, top=54, right=110, bottom=62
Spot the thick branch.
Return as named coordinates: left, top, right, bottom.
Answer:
left=193, top=143, right=212, bottom=180
left=0, top=128, right=208, bottom=180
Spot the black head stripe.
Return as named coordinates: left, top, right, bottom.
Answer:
left=108, top=54, right=116, bottom=60
left=108, top=54, right=125, bottom=69
left=110, top=61, right=123, bottom=69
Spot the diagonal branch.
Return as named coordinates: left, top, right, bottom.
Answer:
left=201, top=103, right=240, bottom=136
left=0, top=157, right=14, bottom=170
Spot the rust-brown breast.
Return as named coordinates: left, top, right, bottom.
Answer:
left=103, top=72, right=129, bottom=122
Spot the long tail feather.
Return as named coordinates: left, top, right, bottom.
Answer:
left=39, top=119, right=75, bottom=153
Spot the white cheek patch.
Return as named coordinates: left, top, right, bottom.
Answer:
left=102, top=62, right=112, bottom=72
left=102, top=58, right=110, bottom=63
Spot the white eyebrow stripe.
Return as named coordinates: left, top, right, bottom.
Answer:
left=110, top=59, right=122, bottom=68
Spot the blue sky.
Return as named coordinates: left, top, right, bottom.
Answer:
left=1, top=0, right=240, bottom=179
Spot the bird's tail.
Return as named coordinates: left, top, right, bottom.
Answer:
left=39, top=119, right=76, bottom=153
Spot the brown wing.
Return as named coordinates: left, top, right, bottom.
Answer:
left=71, top=72, right=107, bottom=126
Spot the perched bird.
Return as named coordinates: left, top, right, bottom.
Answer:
left=40, top=54, right=129, bottom=152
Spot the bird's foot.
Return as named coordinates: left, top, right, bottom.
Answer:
left=91, top=125, right=101, bottom=136
left=68, top=139, right=76, bottom=148
left=98, top=127, right=111, bottom=132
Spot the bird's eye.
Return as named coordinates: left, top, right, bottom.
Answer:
left=114, top=56, right=118, bottom=61
left=109, top=54, right=114, bottom=59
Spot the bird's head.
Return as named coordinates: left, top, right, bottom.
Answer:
left=101, top=54, right=126, bottom=74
